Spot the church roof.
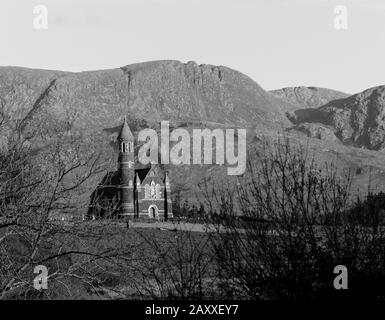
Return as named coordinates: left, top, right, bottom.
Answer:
left=135, top=167, right=151, bottom=182
left=118, top=118, right=134, bottom=141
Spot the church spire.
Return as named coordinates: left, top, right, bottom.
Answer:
left=118, top=116, right=134, bottom=141
left=117, top=117, right=134, bottom=154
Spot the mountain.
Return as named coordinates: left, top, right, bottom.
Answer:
left=270, top=86, right=349, bottom=109
left=0, top=61, right=296, bottom=133
left=0, top=60, right=306, bottom=156
left=290, top=85, right=385, bottom=151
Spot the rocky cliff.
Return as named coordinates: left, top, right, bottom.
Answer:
left=291, top=85, right=385, bottom=150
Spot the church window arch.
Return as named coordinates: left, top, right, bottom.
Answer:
left=150, top=181, right=156, bottom=199
left=145, top=180, right=161, bottom=199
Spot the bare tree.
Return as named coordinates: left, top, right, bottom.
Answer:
left=0, top=110, right=136, bottom=299
left=202, top=138, right=385, bottom=300
left=129, top=228, right=217, bottom=299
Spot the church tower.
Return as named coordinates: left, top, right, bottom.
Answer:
left=117, top=117, right=135, bottom=216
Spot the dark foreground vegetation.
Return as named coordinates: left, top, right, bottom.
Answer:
left=1, top=125, right=385, bottom=300
left=202, top=139, right=385, bottom=300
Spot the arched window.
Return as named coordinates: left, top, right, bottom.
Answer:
left=145, top=181, right=161, bottom=199
left=150, top=181, right=156, bottom=199
left=145, top=184, right=151, bottom=199
left=155, top=184, right=161, bottom=198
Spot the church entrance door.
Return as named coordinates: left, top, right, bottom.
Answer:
left=148, top=205, right=158, bottom=218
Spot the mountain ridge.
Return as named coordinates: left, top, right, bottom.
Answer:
left=270, top=86, right=350, bottom=109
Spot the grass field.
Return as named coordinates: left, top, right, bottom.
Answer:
left=46, top=221, right=217, bottom=299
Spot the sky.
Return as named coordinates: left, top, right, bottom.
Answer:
left=1, top=0, right=384, bottom=94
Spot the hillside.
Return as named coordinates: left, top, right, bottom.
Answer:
left=1, top=61, right=385, bottom=209
left=0, top=60, right=302, bottom=156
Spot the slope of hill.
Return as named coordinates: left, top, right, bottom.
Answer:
left=0, top=60, right=304, bottom=154
left=120, top=60, right=295, bottom=127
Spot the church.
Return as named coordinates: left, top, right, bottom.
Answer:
left=88, top=119, right=173, bottom=220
